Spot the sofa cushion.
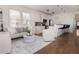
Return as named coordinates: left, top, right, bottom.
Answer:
left=8, top=28, right=16, bottom=34
left=11, top=32, right=23, bottom=38
left=10, top=32, right=28, bottom=38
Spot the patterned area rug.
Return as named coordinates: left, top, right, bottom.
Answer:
left=11, top=35, right=52, bottom=54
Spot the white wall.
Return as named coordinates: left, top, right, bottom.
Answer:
left=0, top=5, right=52, bottom=34
left=52, top=12, right=76, bottom=32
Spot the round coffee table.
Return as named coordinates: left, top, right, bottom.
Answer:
left=23, top=35, right=35, bottom=43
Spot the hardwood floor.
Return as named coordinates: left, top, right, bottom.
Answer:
left=35, top=31, right=79, bottom=54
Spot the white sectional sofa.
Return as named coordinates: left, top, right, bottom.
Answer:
left=7, top=27, right=28, bottom=39
left=10, top=32, right=28, bottom=38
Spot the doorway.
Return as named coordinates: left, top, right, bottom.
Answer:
left=75, top=14, right=79, bottom=36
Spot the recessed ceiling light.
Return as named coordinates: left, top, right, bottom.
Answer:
left=52, top=12, right=55, bottom=14
left=57, top=5, right=59, bottom=7
left=46, top=9, right=49, bottom=12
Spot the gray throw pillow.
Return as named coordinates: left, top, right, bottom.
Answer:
left=16, top=28, right=23, bottom=33
left=23, top=28, right=27, bottom=32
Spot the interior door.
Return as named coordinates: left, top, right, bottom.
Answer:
left=75, top=14, right=79, bottom=36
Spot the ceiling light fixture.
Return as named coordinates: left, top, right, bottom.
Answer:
left=52, top=12, right=55, bottom=14
left=57, top=5, right=59, bottom=7
left=46, top=9, right=49, bottom=12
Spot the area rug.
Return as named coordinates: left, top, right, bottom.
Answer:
left=11, top=35, right=52, bottom=54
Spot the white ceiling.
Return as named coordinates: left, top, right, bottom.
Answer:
left=24, top=5, right=79, bottom=14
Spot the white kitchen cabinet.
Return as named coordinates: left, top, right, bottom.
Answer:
left=35, top=26, right=44, bottom=34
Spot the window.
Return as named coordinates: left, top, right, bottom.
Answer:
left=9, top=10, right=31, bottom=31
left=9, top=10, right=21, bottom=28
left=22, top=12, right=31, bottom=29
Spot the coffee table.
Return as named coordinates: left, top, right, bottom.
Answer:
left=23, top=35, right=35, bottom=43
